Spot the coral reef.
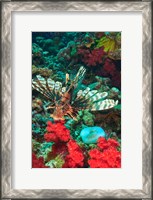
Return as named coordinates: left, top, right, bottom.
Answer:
left=32, top=32, right=121, bottom=168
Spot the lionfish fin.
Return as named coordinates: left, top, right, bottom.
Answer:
left=74, top=87, right=108, bottom=109
left=47, top=78, right=55, bottom=92
left=32, top=75, right=55, bottom=100
left=66, top=73, right=69, bottom=84
left=90, top=99, right=118, bottom=111
left=71, top=66, right=86, bottom=88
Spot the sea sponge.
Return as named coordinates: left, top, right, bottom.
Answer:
left=80, top=126, right=106, bottom=144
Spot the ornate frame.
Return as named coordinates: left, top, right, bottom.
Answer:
left=1, top=1, right=152, bottom=199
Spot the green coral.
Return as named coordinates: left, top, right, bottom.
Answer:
left=46, top=155, right=65, bottom=168
left=32, top=139, right=53, bottom=161
left=82, top=110, right=95, bottom=126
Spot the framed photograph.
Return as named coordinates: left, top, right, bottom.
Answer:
left=1, top=0, right=152, bottom=199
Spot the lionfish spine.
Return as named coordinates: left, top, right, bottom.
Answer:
left=71, top=66, right=86, bottom=88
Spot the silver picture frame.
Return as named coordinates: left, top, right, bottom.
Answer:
left=1, top=0, right=152, bottom=199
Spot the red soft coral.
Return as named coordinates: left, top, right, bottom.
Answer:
left=88, top=148, right=102, bottom=159
left=56, top=126, right=70, bottom=142
left=107, top=138, right=120, bottom=148
left=102, top=147, right=121, bottom=168
left=98, top=137, right=120, bottom=150
left=63, top=139, right=84, bottom=168
left=67, top=139, right=80, bottom=151
left=88, top=158, right=109, bottom=168
left=32, top=153, right=48, bottom=168
left=88, top=137, right=121, bottom=168
left=44, top=121, right=70, bottom=142
left=44, top=133, right=58, bottom=142
left=97, top=137, right=110, bottom=150
left=63, top=155, right=78, bottom=168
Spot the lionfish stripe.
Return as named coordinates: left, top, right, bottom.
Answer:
left=75, top=89, right=99, bottom=108
left=55, top=81, right=62, bottom=91
left=91, top=99, right=118, bottom=111
left=47, top=78, right=55, bottom=91
left=90, top=92, right=108, bottom=104
left=36, top=75, right=48, bottom=91
left=32, top=77, right=54, bottom=100
left=83, top=90, right=107, bottom=105
left=73, top=66, right=86, bottom=87
left=32, top=81, right=52, bottom=100
left=36, top=75, right=53, bottom=99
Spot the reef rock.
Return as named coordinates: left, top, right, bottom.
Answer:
left=80, top=126, right=106, bottom=144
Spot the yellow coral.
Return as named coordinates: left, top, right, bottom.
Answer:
left=96, top=33, right=121, bottom=53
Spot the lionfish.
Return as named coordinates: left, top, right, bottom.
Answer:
left=32, top=66, right=118, bottom=120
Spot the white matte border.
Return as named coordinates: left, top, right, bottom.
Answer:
left=12, top=12, right=142, bottom=189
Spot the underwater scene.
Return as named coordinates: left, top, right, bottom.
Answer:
left=32, top=32, right=121, bottom=168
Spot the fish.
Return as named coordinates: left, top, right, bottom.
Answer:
left=32, top=66, right=118, bottom=120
